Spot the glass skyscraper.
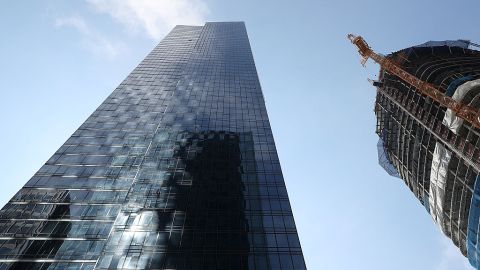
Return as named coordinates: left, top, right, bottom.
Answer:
left=0, top=22, right=306, bottom=269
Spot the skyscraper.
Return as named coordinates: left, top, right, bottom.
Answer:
left=374, top=40, right=480, bottom=268
left=0, top=22, right=306, bottom=270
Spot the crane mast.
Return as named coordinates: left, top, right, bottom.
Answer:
left=348, top=34, right=480, bottom=129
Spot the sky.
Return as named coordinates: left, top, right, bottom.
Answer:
left=0, top=0, right=479, bottom=269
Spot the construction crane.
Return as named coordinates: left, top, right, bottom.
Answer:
left=348, top=34, right=480, bottom=129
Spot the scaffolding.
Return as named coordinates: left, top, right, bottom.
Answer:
left=351, top=37, right=480, bottom=265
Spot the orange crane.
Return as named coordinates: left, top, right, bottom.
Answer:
left=348, top=34, right=480, bottom=129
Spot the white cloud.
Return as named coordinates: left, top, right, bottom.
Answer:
left=86, top=0, right=208, bottom=40
left=436, top=236, right=474, bottom=270
left=55, top=16, right=125, bottom=59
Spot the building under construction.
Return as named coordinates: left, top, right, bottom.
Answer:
left=350, top=36, right=480, bottom=268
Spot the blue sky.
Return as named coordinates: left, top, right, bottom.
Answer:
left=1, top=0, right=479, bottom=269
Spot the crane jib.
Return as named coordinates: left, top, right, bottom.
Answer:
left=348, top=34, right=480, bottom=129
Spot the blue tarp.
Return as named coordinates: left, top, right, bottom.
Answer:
left=467, top=176, right=480, bottom=268
left=377, top=138, right=400, bottom=178
left=414, top=40, right=472, bottom=49
left=446, top=76, right=475, bottom=97
left=402, top=40, right=480, bottom=60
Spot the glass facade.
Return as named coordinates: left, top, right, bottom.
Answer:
left=0, top=22, right=306, bottom=269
